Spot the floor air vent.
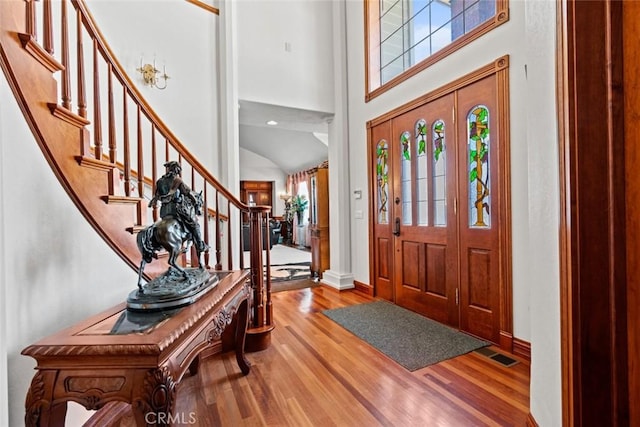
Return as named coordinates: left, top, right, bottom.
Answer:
left=474, top=347, right=519, bottom=367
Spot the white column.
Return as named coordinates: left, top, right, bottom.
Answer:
left=322, top=0, right=354, bottom=290
left=218, top=0, right=241, bottom=262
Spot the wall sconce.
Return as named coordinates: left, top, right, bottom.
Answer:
left=136, top=57, right=169, bottom=90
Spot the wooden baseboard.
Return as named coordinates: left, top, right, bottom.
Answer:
left=353, top=279, right=373, bottom=296
left=513, top=337, right=531, bottom=362
left=526, top=412, right=539, bottom=427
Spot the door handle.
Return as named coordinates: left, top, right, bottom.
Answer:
left=393, top=217, right=401, bottom=236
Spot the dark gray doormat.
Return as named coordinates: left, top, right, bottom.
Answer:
left=323, top=300, right=490, bottom=371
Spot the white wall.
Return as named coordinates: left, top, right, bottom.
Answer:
left=1, top=70, right=137, bottom=426
left=237, top=0, right=334, bottom=113
left=343, top=1, right=560, bottom=424
left=239, top=147, right=287, bottom=216
left=86, top=0, right=220, bottom=175
left=524, top=1, right=562, bottom=425
left=0, top=63, right=9, bottom=427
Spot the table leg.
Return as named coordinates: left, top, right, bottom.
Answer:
left=25, top=371, right=68, bottom=427
left=132, top=367, right=176, bottom=426
left=235, top=298, right=251, bottom=374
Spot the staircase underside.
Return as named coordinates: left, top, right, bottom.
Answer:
left=2, top=1, right=170, bottom=279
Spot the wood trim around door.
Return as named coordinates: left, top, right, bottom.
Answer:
left=367, top=56, right=513, bottom=351
left=623, top=3, right=640, bottom=426
left=558, top=1, right=629, bottom=425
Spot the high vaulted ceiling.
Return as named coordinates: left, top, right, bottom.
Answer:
left=238, top=100, right=333, bottom=174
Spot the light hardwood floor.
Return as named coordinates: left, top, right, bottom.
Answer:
left=119, top=285, right=530, bottom=426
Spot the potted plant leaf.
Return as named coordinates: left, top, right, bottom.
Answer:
left=291, top=194, right=309, bottom=224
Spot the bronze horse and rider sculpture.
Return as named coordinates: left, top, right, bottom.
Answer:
left=136, top=161, right=210, bottom=293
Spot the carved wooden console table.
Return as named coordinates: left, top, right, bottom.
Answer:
left=22, top=270, right=251, bottom=426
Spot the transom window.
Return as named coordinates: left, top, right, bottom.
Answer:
left=366, top=0, right=508, bottom=101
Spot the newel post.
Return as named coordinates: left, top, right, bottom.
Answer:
left=245, top=206, right=274, bottom=352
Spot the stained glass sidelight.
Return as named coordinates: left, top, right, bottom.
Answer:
left=467, top=106, right=491, bottom=228
left=432, top=120, right=446, bottom=226
left=400, top=131, right=412, bottom=225
left=376, top=139, right=389, bottom=224
left=415, top=119, right=428, bottom=225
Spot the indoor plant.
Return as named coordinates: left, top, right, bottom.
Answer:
left=291, top=194, right=308, bottom=224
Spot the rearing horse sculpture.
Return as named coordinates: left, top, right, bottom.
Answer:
left=136, top=191, right=205, bottom=291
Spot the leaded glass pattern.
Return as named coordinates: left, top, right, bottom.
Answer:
left=467, top=105, right=490, bottom=228
left=432, top=119, right=446, bottom=226
left=376, top=139, right=389, bottom=224
left=400, top=131, right=412, bottom=225
left=377, top=0, right=498, bottom=87
left=415, top=119, right=428, bottom=225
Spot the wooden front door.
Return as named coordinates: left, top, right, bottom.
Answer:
left=369, top=64, right=509, bottom=345
left=455, top=76, right=502, bottom=343
left=391, top=93, right=459, bottom=327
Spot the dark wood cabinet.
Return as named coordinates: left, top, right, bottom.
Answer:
left=309, top=167, right=329, bottom=278
left=240, top=181, right=273, bottom=221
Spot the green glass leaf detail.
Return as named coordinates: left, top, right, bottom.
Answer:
left=401, top=131, right=411, bottom=160
left=469, top=150, right=477, bottom=163
left=469, top=168, right=478, bottom=183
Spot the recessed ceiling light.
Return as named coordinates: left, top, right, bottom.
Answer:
left=266, top=120, right=278, bottom=126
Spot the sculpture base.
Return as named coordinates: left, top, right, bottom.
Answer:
left=127, top=268, right=223, bottom=312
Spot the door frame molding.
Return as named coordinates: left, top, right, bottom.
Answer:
left=367, top=56, right=513, bottom=350
left=557, top=1, right=630, bottom=425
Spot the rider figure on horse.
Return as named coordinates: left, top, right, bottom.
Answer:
left=148, top=161, right=209, bottom=253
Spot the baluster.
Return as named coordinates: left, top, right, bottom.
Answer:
left=189, top=168, right=197, bottom=268
left=238, top=209, right=244, bottom=270
left=60, top=0, right=71, bottom=109
left=42, top=0, right=53, bottom=54
left=165, top=138, right=170, bottom=163
left=123, top=90, right=131, bottom=197
left=107, top=64, right=116, bottom=164
left=25, top=0, right=36, bottom=40
left=227, top=200, right=234, bottom=270
left=136, top=106, right=144, bottom=199
left=151, top=127, right=158, bottom=222
left=215, top=189, right=221, bottom=270
left=76, top=10, right=86, bottom=118
left=265, top=211, right=272, bottom=326
left=203, top=183, right=210, bottom=268
left=92, top=40, right=102, bottom=160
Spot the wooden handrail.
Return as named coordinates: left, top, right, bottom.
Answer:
left=0, top=0, right=274, bottom=350
left=185, top=0, right=220, bottom=15
left=72, top=0, right=245, bottom=210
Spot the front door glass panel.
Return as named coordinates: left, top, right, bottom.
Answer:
left=432, top=119, right=447, bottom=226
left=415, top=119, right=428, bottom=226
left=467, top=105, right=491, bottom=228
left=401, top=131, right=413, bottom=225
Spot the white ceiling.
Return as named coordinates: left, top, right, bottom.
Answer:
left=238, top=100, right=333, bottom=174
